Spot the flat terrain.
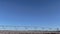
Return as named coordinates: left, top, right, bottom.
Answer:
left=0, top=30, right=60, bottom=34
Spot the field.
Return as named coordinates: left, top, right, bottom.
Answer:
left=0, top=30, right=60, bottom=34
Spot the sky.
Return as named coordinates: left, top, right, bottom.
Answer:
left=0, top=0, right=60, bottom=28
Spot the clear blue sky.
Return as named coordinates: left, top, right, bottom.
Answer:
left=0, top=0, right=60, bottom=28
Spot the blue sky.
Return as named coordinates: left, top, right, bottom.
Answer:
left=0, top=0, right=60, bottom=28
